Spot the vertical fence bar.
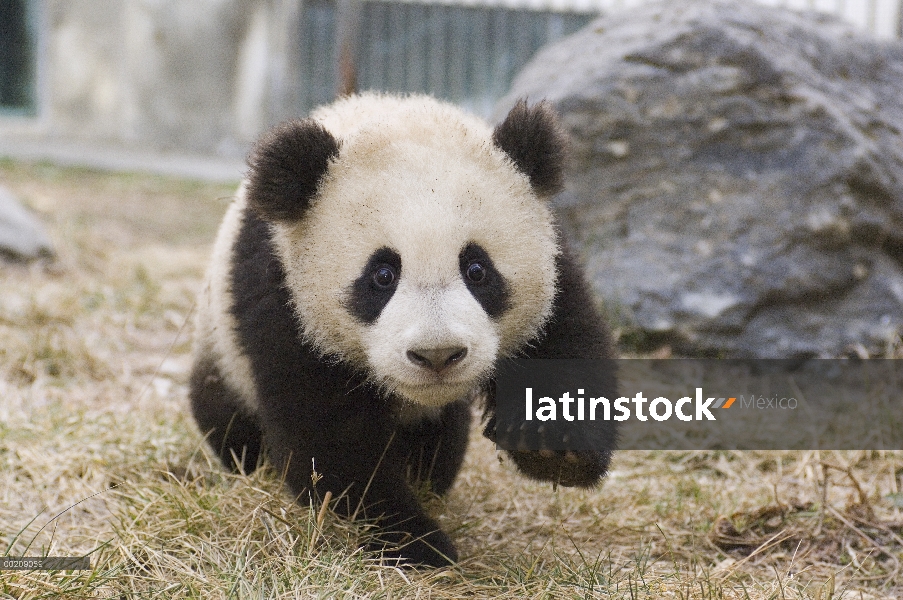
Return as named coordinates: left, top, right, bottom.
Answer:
left=307, top=1, right=337, bottom=109
left=406, top=3, right=428, bottom=93
left=447, top=5, right=468, bottom=104
left=427, top=3, right=446, bottom=98
left=357, top=1, right=371, bottom=91
left=489, top=8, right=510, bottom=102
left=510, top=9, right=534, bottom=90
left=383, top=2, right=401, bottom=91
left=367, top=1, right=388, bottom=93
left=470, top=6, right=491, bottom=114
left=334, top=0, right=362, bottom=97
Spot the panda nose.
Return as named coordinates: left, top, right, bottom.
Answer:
left=406, top=347, right=468, bottom=373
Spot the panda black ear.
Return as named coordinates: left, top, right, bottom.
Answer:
left=246, top=119, right=341, bottom=222
left=492, top=100, right=567, bottom=198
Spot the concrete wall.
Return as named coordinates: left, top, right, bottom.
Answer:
left=0, top=0, right=304, bottom=162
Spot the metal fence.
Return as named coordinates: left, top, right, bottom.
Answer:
left=298, top=0, right=592, bottom=116
left=297, top=0, right=902, bottom=118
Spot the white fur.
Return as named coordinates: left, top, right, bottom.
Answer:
left=362, top=281, right=499, bottom=407
left=270, top=93, right=560, bottom=407
left=193, top=188, right=260, bottom=411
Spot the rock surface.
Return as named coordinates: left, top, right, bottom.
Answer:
left=0, top=186, right=54, bottom=261
left=497, top=0, right=903, bottom=358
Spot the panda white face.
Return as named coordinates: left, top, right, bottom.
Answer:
left=260, top=94, right=561, bottom=407
left=354, top=242, right=504, bottom=407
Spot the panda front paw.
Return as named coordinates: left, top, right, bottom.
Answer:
left=507, top=448, right=611, bottom=488
left=369, top=527, right=458, bottom=568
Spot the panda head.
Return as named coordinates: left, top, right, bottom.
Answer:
left=246, top=94, right=565, bottom=407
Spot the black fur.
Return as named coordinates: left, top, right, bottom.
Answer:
left=396, top=400, right=472, bottom=496
left=189, top=356, right=264, bottom=474
left=346, top=247, right=402, bottom=324
left=459, top=242, right=511, bottom=319
left=482, top=243, right=617, bottom=488
left=492, top=100, right=567, bottom=197
left=222, top=210, right=466, bottom=567
left=246, top=119, right=340, bottom=222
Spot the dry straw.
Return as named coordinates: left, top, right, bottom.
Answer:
left=0, top=160, right=900, bottom=598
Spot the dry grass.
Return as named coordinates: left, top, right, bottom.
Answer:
left=1, top=159, right=901, bottom=599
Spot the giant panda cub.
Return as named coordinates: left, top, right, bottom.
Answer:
left=190, top=93, right=617, bottom=567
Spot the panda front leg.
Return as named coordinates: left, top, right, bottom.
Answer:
left=395, top=399, right=471, bottom=496
left=484, top=384, right=617, bottom=489
left=259, top=405, right=459, bottom=567
left=341, top=461, right=460, bottom=567
left=485, top=246, right=619, bottom=488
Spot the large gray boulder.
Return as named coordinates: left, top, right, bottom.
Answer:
left=0, top=186, right=54, bottom=261
left=498, top=0, right=903, bottom=358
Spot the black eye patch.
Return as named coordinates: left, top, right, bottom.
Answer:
left=459, top=243, right=511, bottom=319
left=347, top=247, right=402, bottom=324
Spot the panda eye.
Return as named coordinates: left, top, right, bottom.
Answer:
left=466, top=262, right=487, bottom=283
left=372, top=265, right=397, bottom=289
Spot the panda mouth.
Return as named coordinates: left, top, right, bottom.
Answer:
left=392, top=377, right=479, bottom=406
left=400, top=374, right=470, bottom=389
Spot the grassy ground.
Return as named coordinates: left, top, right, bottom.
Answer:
left=0, top=160, right=901, bottom=599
